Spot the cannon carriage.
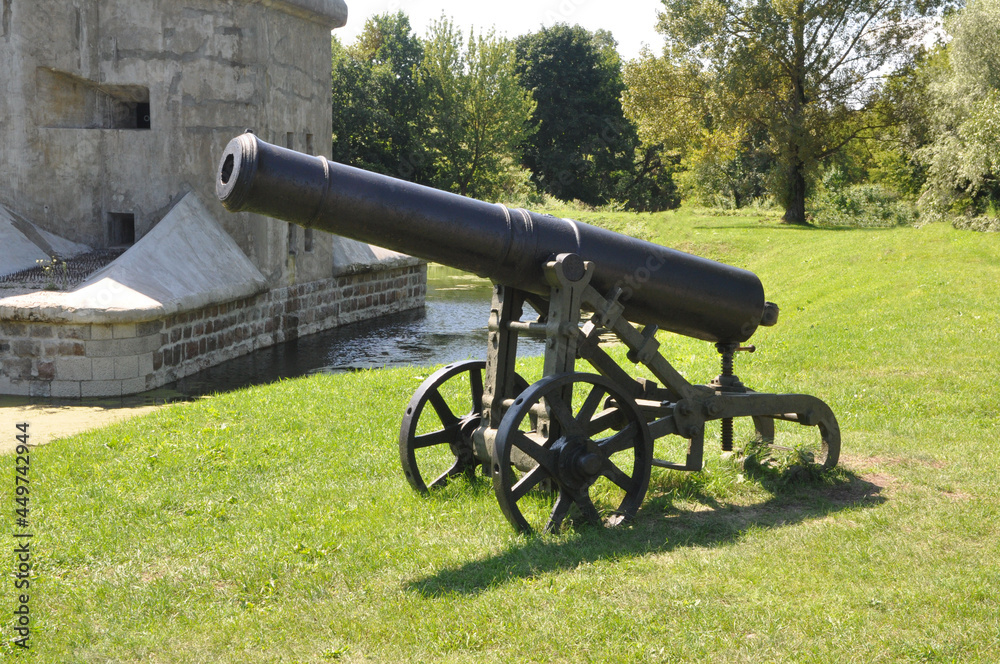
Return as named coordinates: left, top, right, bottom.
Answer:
left=217, top=133, right=841, bottom=533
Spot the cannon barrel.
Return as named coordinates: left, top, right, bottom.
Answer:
left=216, top=133, right=770, bottom=343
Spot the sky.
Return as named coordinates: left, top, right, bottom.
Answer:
left=334, top=0, right=666, bottom=61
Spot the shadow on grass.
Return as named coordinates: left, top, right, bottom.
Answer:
left=406, top=467, right=884, bottom=597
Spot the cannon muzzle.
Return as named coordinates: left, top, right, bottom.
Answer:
left=217, top=133, right=771, bottom=342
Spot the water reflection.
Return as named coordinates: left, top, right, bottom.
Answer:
left=147, top=264, right=544, bottom=402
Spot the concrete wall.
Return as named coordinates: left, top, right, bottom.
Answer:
left=0, top=0, right=347, bottom=287
left=0, top=1, right=437, bottom=398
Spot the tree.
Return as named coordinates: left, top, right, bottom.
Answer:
left=917, top=0, right=1000, bottom=216
left=623, top=50, right=771, bottom=208
left=418, top=17, right=535, bottom=199
left=514, top=25, right=634, bottom=205
left=330, top=12, right=426, bottom=181
left=658, top=0, right=951, bottom=224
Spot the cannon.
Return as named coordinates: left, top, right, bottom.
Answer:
left=217, top=132, right=841, bottom=533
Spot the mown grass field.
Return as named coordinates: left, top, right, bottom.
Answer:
left=4, top=208, right=999, bottom=662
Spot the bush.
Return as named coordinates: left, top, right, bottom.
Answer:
left=810, top=170, right=919, bottom=228
left=952, top=214, right=1000, bottom=232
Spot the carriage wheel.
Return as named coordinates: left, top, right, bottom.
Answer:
left=492, top=372, right=653, bottom=533
left=399, top=361, right=527, bottom=493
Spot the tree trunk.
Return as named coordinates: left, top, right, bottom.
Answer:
left=782, top=161, right=808, bottom=225
left=782, top=3, right=809, bottom=226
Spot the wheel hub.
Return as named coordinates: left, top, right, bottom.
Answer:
left=556, top=437, right=605, bottom=489
left=450, top=414, right=480, bottom=466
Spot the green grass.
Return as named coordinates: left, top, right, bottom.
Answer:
left=5, top=210, right=1000, bottom=662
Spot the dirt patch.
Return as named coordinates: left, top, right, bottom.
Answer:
left=843, top=453, right=947, bottom=470
left=827, top=472, right=893, bottom=504
left=1, top=403, right=162, bottom=453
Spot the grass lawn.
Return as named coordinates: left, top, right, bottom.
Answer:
left=4, top=209, right=999, bottom=662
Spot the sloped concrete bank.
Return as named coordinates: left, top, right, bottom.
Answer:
left=0, top=194, right=425, bottom=397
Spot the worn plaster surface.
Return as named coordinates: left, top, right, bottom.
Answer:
left=0, top=193, right=268, bottom=323
left=0, top=204, right=91, bottom=275
left=0, top=0, right=350, bottom=287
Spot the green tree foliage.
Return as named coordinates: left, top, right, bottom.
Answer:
left=418, top=17, right=535, bottom=199
left=657, top=0, right=950, bottom=224
left=330, top=12, right=426, bottom=180
left=514, top=26, right=679, bottom=211
left=918, top=0, right=1000, bottom=217
left=514, top=26, right=630, bottom=204
left=623, top=52, right=771, bottom=209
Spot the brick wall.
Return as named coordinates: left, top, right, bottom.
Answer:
left=0, top=263, right=426, bottom=398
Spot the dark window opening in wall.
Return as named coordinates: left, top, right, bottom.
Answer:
left=106, top=87, right=151, bottom=129
left=304, top=228, right=314, bottom=253
left=136, top=102, right=151, bottom=129
left=108, top=213, right=136, bottom=247
left=287, top=222, right=297, bottom=255
left=35, top=69, right=151, bottom=130
left=286, top=132, right=294, bottom=149
left=109, top=97, right=152, bottom=129
left=305, top=133, right=314, bottom=155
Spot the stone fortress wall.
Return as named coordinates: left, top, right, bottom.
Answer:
left=0, top=0, right=427, bottom=397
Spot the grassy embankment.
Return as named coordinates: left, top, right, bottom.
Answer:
left=4, top=207, right=999, bottom=662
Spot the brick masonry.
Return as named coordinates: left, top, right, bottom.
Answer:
left=0, top=263, right=426, bottom=398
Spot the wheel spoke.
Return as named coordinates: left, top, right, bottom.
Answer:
left=544, top=490, right=574, bottom=533
left=586, top=407, right=621, bottom=435
left=401, top=361, right=500, bottom=495
left=468, top=367, right=484, bottom=414
left=602, top=462, right=635, bottom=493
left=576, top=385, right=607, bottom=427
left=429, top=460, right=468, bottom=489
left=492, top=372, right=653, bottom=534
left=545, top=392, right=582, bottom=437
left=427, top=389, right=457, bottom=425
left=509, top=431, right=558, bottom=472
left=511, top=465, right=552, bottom=502
left=598, top=421, right=639, bottom=455
left=411, top=425, right=459, bottom=449
left=573, top=491, right=603, bottom=527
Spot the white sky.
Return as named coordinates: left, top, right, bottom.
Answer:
left=334, top=0, right=666, bottom=61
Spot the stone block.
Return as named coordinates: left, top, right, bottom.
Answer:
left=138, top=352, right=154, bottom=377
left=85, top=339, right=119, bottom=357
left=55, top=357, right=92, bottom=381
left=51, top=381, right=82, bottom=398
left=29, top=325, right=54, bottom=339
left=119, top=377, right=147, bottom=394
left=0, top=376, right=29, bottom=396
left=12, top=340, right=40, bottom=358
left=113, top=323, right=137, bottom=339
left=0, top=322, right=27, bottom=337
left=44, top=341, right=85, bottom=357
left=92, top=357, right=115, bottom=381
left=59, top=325, right=92, bottom=340
left=87, top=335, right=161, bottom=357
left=91, top=325, right=114, bottom=340
left=81, top=380, right=122, bottom=398
left=114, top=355, right=139, bottom=380
left=136, top=320, right=164, bottom=336
left=37, top=361, right=56, bottom=381
left=2, top=358, right=32, bottom=379
left=28, top=381, right=51, bottom=398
